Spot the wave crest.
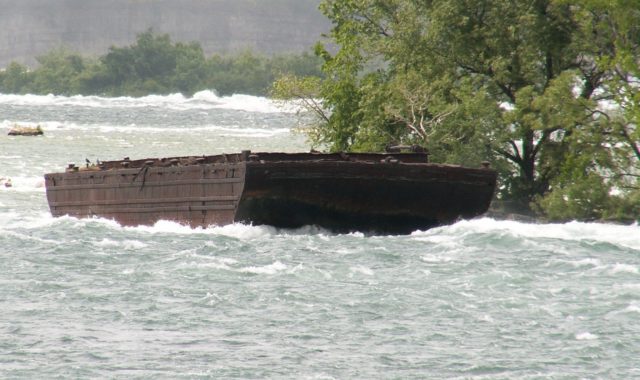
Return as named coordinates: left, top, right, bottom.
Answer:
left=412, top=218, right=640, bottom=250
left=0, top=90, right=301, bottom=113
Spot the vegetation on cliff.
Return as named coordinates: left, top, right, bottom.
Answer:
left=273, top=0, right=640, bottom=221
left=0, top=30, right=323, bottom=97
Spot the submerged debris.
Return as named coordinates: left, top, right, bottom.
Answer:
left=0, top=177, right=11, bottom=188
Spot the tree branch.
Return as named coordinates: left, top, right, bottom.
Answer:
left=508, top=140, right=522, bottom=161
left=532, top=127, right=561, bottom=158
left=456, top=61, right=516, bottom=103
left=494, top=145, right=521, bottom=164
left=620, top=124, right=640, bottom=161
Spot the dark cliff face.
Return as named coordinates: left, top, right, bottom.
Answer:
left=0, top=0, right=329, bottom=67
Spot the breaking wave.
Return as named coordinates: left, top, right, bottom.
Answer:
left=1, top=120, right=290, bottom=138
left=0, top=175, right=45, bottom=192
left=3, top=209, right=637, bottom=249
left=412, top=218, right=640, bottom=251
left=0, top=90, right=300, bottom=113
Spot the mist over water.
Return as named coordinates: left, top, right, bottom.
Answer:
left=1, top=93, right=639, bottom=379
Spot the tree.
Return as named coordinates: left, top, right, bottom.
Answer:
left=172, top=42, right=207, bottom=96
left=1, top=30, right=324, bottom=99
left=534, top=0, right=640, bottom=219
left=98, top=30, right=180, bottom=95
left=0, top=62, right=32, bottom=94
left=30, top=48, right=86, bottom=95
left=279, top=0, right=640, bottom=217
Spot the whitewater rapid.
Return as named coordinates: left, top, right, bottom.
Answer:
left=1, top=92, right=639, bottom=379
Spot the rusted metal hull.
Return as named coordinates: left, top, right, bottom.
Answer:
left=45, top=152, right=497, bottom=234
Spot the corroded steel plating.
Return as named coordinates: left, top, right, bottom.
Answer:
left=45, top=151, right=497, bottom=234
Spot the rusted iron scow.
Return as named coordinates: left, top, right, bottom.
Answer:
left=45, top=151, right=497, bottom=234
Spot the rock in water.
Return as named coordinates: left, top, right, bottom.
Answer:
left=8, top=124, right=43, bottom=136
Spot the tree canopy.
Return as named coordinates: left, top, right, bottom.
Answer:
left=273, top=0, right=640, bottom=220
left=0, top=30, right=324, bottom=97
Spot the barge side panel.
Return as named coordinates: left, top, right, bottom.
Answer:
left=237, top=160, right=496, bottom=234
left=45, top=162, right=246, bottom=227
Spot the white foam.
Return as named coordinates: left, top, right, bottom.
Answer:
left=549, top=257, right=602, bottom=269
left=207, top=223, right=281, bottom=239
left=121, top=219, right=281, bottom=240
left=182, top=261, right=234, bottom=271
left=575, top=332, right=599, bottom=340
left=0, top=91, right=301, bottom=114
left=178, top=258, right=288, bottom=275
left=568, top=258, right=602, bottom=268
left=94, top=238, right=120, bottom=247
left=349, top=265, right=374, bottom=276
left=216, top=257, right=238, bottom=265
left=624, top=303, right=640, bottom=313
left=0, top=211, right=56, bottom=230
left=479, top=314, right=495, bottom=323
left=0, top=175, right=46, bottom=193
left=605, top=300, right=640, bottom=319
left=238, top=261, right=287, bottom=274
left=45, top=122, right=290, bottom=137
left=93, top=238, right=148, bottom=250
left=609, top=263, right=639, bottom=274
left=421, top=254, right=453, bottom=263
left=413, top=218, right=640, bottom=250
left=5, top=214, right=334, bottom=240
left=0, top=228, right=60, bottom=245
left=2, top=118, right=290, bottom=139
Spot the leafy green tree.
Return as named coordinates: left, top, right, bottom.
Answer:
left=278, top=0, right=639, bottom=218
left=99, top=43, right=136, bottom=92
left=172, top=42, right=207, bottom=96
left=0, top=62, right=32, bottom=93
left=1, top=29, right=324, bottom=98
left=131, top=30, right=177, bottom=81
left=534, top=0, right=640, bottom=219
left=268, top=52, right=324, bottom=81
left=98, top=30, right=179, bottom=95
left=204, top=50, right=323, bottom=96
left=29, top=48, right=86, bottom=95
left=203, top=50, right=272, bottom=95
left=74, top=60, right=113, bottom=95
left=271, top=73, right=328, bottom=140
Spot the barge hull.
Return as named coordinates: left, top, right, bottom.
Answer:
left=46, top=159, right=246, bottom=227
left=45, top=152, right=497, bottom=234
left=238, top=159, right=495, bottom=234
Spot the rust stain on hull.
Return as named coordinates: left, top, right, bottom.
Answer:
left=45, top=152, right=497, bottom=234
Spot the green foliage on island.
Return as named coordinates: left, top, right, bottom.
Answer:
left=0, top=30, right=323, bottom=97
left=272, top=0, right=640, bottom=221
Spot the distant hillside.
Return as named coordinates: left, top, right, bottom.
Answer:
left=0, top=0, right=329, bottom=68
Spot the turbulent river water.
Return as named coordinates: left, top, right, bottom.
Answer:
left=1, top=91, right=639, bottom=379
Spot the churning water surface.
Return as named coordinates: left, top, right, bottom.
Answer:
left=1, top=92, right=639, bottom=379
